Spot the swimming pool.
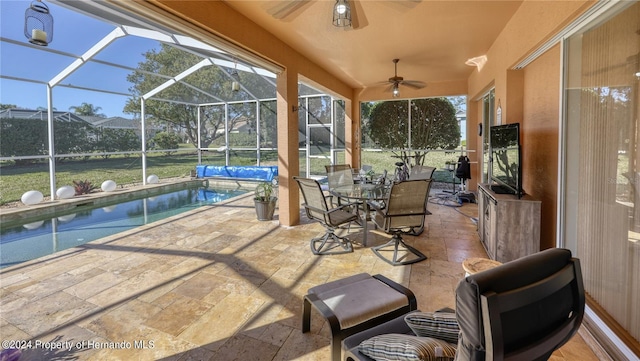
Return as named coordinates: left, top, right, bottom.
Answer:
left=0, top=185, right=247, bottom=269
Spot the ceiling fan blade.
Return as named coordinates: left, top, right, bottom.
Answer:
left=269, top=0, right=312, bottom=20
left=402, top=80, right=426, bottom=89
left=349, top=0, right=368, bottom=29
left=383, top=83, right=395, bottom=93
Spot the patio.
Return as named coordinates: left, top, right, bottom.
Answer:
left=0, top=190, right=599, bottom=360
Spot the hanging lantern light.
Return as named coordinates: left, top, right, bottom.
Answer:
left=333, top=0, right=351, bottom=27
left=231, top=58, right=240, bottom=92
left=24, top=0, right=53, bottom=46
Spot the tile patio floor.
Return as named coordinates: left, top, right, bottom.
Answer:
left=0, top=190, right=600, bottom=360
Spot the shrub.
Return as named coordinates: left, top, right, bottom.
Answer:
left=73, top=180, right=98, bottom=195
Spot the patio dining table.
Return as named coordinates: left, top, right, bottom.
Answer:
left=330, top=183, right=389, bottom=246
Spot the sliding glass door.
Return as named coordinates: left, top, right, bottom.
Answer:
left=562, top=2, right=639, bottom=356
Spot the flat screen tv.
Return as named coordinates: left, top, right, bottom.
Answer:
left=489, top=123, right=522, bottom=198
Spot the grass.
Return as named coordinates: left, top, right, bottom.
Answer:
left=0, top=147, right=467, bottom=205
left=0, top=152, right=199, bottom=205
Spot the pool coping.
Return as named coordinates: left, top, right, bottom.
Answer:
left=0, top=178, right=262, bottom=226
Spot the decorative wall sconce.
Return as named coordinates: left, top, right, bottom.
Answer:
left=24, top=0, right=53, bottom=46
left=465, top=55, right=487, bottom=72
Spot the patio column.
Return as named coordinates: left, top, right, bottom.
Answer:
left=276, top=67, right=300, bottom=226
left=346, top=94, right=359, bottom=169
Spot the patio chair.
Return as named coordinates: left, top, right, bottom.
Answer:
left=326, top=168, right=361, bottom=212
left=325, top=164, right=352, bottom=174
left=343, top=248, right=585, bottom=361
left=294, top=177, right=359, bottom=255
left=369, top=179, right=431, bottom=265
left=406, top=166, right=435, bottom=235
left=326, top=168, right=355, bottom=189
left=409, top=164, right=436, bottom=180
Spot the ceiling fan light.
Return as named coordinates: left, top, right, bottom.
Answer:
left=392, top=84, right=399, bottom=97
left=333, top=0, right=351, bottom=27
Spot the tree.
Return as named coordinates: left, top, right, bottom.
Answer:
left=0, top=118, right=93, bottom=164
left=367, top=98, right=460, bottom=166
left=124, top=44, right=275, bottom=149
left=151, top=131, right=181, bottom=155
left=95, top=128, right=140, bottom=158
left=70, top=102, right=106, bottom=117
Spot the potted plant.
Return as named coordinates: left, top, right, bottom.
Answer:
left=254, top=181, right=277, bottom=220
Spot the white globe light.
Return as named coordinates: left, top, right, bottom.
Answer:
left=336, top=3, right=347, bottom=14
left=56, top=185, right=75, bottom=199
left=101, top=180, right=117, bottom=192
left=147, top=174, right=159, bottom=184
left=57, top=213, right=76, bottom=222
left=23, top=220, right=44, bottom=230
left=21, top=190, right=44, bottom=205
left=102, top=205, right=117, bottom=213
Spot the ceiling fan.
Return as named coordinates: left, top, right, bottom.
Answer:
left=384, top=59, right=426, bottom=97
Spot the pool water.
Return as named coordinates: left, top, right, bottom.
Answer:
left=0, top=186, right=246, bottom=269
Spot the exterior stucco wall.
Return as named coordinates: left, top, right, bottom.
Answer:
left=466, top=1, right=595, bottom=248
left=522, top=44, right=561, bottom=250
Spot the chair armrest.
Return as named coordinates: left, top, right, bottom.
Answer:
left=324, top=194, right=337, bottom=208
left=327, top=202, right=360, bottom=215
left=304, top=202, right=358, bottom=216
left=367, top=200, right=386, bottom=212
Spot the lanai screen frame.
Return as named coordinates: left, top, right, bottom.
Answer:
left=1, top=1, right=345, bottom=201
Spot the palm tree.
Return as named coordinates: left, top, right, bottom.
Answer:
left=70, top=102, right=106, bottom=117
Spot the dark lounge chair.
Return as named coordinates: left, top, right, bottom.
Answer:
left=343, top=248, right=585, bottom=361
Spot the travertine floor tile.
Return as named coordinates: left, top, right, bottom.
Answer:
left=0, top=191, right=601, bottom=360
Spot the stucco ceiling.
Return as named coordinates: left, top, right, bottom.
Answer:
left=223, top=0, right=524, bottom=91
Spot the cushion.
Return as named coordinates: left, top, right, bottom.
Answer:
left=311, top=277, right=409, bottom=329
left=404, top=311, right=460, bottom=344
left=358, top=334, right=456, bottom=361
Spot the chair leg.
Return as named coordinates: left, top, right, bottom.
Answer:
left=331, top=336, right=341, bottom=361
left=302, top=297, right=312, bottom=333
left=311, top=232, right=353, bottom=255
left=371, top=234, right=427, bottom=266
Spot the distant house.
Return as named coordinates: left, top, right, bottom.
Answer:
left=0, top=108, right=163, bottom=139
left=80, top=115, right=160, bottom=138
left=0, top=108, right=89, bottom=123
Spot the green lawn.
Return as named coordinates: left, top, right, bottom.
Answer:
left=0, top=148, right=467, bottom=205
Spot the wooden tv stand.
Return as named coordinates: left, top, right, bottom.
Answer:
left=477, top=183, right=541, bottom=263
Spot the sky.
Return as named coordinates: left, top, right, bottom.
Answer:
left=0, top=0, right=160, bottom=118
